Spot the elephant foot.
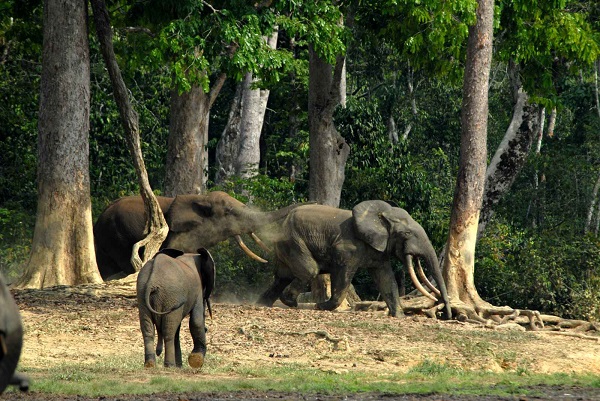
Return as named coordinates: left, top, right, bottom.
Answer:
left=316, top=300, right=338, bottom=311
left=256, top=294, right=276, bottom=307
left=144, top=354, right=156, bottom=368
left=188, top=352, right=205, bottom=369
left=279, top=295, right=298, bottom=308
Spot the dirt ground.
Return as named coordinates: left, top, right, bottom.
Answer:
left=5, top=289, right=600, bottom=400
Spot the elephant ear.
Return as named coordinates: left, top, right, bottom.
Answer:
left=197, top=248, right=216, bottom=300
left=167, top=195, right=213, bottom=233
left=352, top=200, right=394, bottom=253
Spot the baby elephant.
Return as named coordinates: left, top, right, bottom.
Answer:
left=0, top=273, right=29, bottom=393
left=136, top=248, right=215, bottom=369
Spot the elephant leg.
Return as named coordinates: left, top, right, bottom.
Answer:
left=188, top=300, right=207, bottom=369
left=161, top=316, right=179, bottom=368
left=139, top=311, right=156, bottom=368
left=279, top=241, right=320, bottom=307
left=368, top=263, right=404, bottom=317
left=174, top=325, right=182, bottom=368
left=256, top=268, right=294, bottom=307
left=96, top=245, right=124, bottom=281
left=9, top=372, right=29, bottom=392
left=280, top=278, right=310, bottom=307
left=316, top=266, right=356, bottom=311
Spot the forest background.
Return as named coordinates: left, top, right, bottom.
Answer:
left=1, top=0, right=600, bottom=321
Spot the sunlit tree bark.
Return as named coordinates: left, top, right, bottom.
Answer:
left=442, top=0, right=495, bottom=318
left=215, top=31, right=278, bottom=187
left=17, top=0, right=101, bottom=288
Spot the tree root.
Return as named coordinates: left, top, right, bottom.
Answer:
left=288, top=330, right=350, bottom=351
left=443, top=300, right=600, bottom=335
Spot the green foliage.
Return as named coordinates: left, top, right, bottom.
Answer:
left=89, top=35, right=171, bottom=207
left=0, top=0, right=42, bottom=210
left=355, top=0, right=477, bottom=82
left=276, top=0, right=347, bottom=64
left=0, top=204, right=34, bottom=281
left=477, top=222, right=600, bottom=321
left=496, top=0, right=600, bottom=101
left=337, top=96, right=454, bottom=248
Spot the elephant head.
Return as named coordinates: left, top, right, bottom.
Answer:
left=163, top=191, right=296, bottom=262
left=95, top=191, right=306, bottom=280
left=352, top=200, right=452, bottom=319
left=0, top=273, right=28, bottom=393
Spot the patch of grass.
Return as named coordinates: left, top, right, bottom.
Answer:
left=407, top=359, right=463, bottom=376
left=17, top=353, right=600, bottom=398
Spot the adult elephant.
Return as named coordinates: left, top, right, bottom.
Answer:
left=94, top=191, right=297, bottom=280
left=0, top=273, right=29, bottom=393
left=257, top=200, right=452, bottom=319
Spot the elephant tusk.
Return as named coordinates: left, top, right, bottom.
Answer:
left=235, top=235, right=268, bottom=263
left=416, top=258, right=442, bottom=297
left=251, top=232, right=273, bottom=253
left=406, top=255, right=438, bottom=302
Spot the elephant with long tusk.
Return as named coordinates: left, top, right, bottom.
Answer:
left=94, top=191, right=305, bottom=280
left=257, top=200, right=452, bottom=319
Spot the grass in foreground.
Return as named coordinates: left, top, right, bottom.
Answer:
left=9, top=354, right=600, bottom=398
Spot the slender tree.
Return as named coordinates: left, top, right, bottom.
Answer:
left=477, top=61, right=540, bottom=239
left=90, top=0, right=168, bottom=271
left=215, top=31, right=279, bottom=188
left=442, top=0, right=494, bottom=319
left=17, top=0, right=101, bottom=288
left=308, top=46, right=350, bottom=207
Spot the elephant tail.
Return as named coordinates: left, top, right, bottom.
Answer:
left=144, top=287, right=184, bottom=316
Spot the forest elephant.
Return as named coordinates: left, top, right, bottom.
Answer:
left=257, top=200, right=452, bottom=319
left=94, top=191, right=300, bottom=280
left=0, top=273, right=29, bottom=393
left=136, top=248, right=215, bottom=369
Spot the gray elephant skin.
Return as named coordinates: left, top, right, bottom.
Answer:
left=95, top=191, right=300, bottom=280
left=137, top=248, right=215, bottom=369
left=257, top=200, right=452, bottom=319
left=0, top=273, right=29, bottom=393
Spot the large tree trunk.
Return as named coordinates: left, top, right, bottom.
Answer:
left=307, top=45, right=349, bottom=207
left=215, top=32, right=278, bottom=187
left=16, top=0, right=101, bottom=288
left=307, top=45, right=351, bottom=301
left=442, top=0, right=494, bottom=318
left=90, top=0, right=167, bottom=272
left=477, top=62, right=539, bottom=239
left=164, top=85, right=210, bottom=195
left=164, top=75, right=226, bottom=196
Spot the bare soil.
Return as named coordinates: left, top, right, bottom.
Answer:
left=5, top=289, right=600, bottom=400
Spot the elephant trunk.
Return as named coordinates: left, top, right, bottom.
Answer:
left=422, top=251, right=452, bottom=319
